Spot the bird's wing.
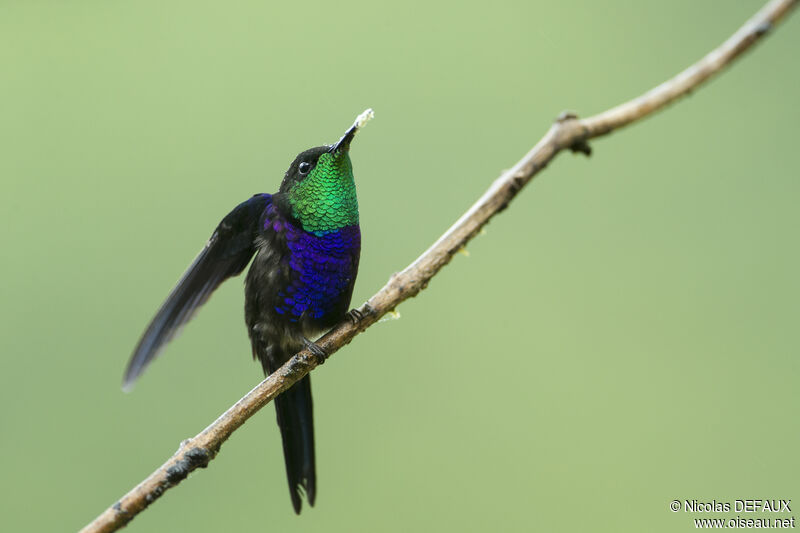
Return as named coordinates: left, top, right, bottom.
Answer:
left=123, top=193, right=272, bottom=389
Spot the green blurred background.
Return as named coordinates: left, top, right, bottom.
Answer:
left=1, top=1, right=797, bottom=531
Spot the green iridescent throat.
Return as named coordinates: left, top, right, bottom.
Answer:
left=288, top=151, right=359, bottom=235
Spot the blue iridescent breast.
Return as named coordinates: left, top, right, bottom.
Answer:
left=266, top=213, right=361, bottom=322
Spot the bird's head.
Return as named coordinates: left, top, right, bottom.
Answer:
left=280, top=109, right=373, bottom=235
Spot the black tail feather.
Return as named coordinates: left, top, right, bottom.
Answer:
left=274, top=375, right=316, bottom=514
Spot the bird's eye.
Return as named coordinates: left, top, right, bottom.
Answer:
left=298, top=162, right=312, bottom=175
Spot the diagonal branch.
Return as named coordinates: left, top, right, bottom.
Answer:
left=81, top=1, right=797, bottom=531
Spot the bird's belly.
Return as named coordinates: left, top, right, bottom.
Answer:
left=246, top=223, right=360, bottom=343
left=278, top=224, right=361, bottom=327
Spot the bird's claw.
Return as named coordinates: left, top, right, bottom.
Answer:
left=303, top=338, right=327, bottom=365
left=347, top=308, right=364, bottom=325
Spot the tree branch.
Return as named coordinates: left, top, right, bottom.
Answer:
left=81, top=1, right=797, bottom=531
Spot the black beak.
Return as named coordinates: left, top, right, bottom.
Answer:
left=329, top=108, right=374, bottom=153
left=330, top=123, right=358, bottom=153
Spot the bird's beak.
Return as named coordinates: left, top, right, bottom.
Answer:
left=330, top=108, right=374, bottom=153
left=330, top=124, right=357, bottom=153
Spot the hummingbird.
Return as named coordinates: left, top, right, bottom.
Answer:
left=123, top=109, right=373, bottom=514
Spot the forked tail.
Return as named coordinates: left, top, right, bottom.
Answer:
left=274, top=375, right=316, bottom=514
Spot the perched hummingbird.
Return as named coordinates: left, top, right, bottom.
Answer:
left=123, top=109, right=373, bottom=514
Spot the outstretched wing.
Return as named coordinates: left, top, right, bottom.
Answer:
left=123, top=193, right=272, bottom=390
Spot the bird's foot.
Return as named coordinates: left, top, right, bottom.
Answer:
left=303, top=338, right=327, bottom=365
left=346, top=308, right=364, bottom=325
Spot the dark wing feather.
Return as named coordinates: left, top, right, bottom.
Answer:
left=123, top=193, right=272, bottom=389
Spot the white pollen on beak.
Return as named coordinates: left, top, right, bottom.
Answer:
left=354, top=108, right=374, bottom=130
